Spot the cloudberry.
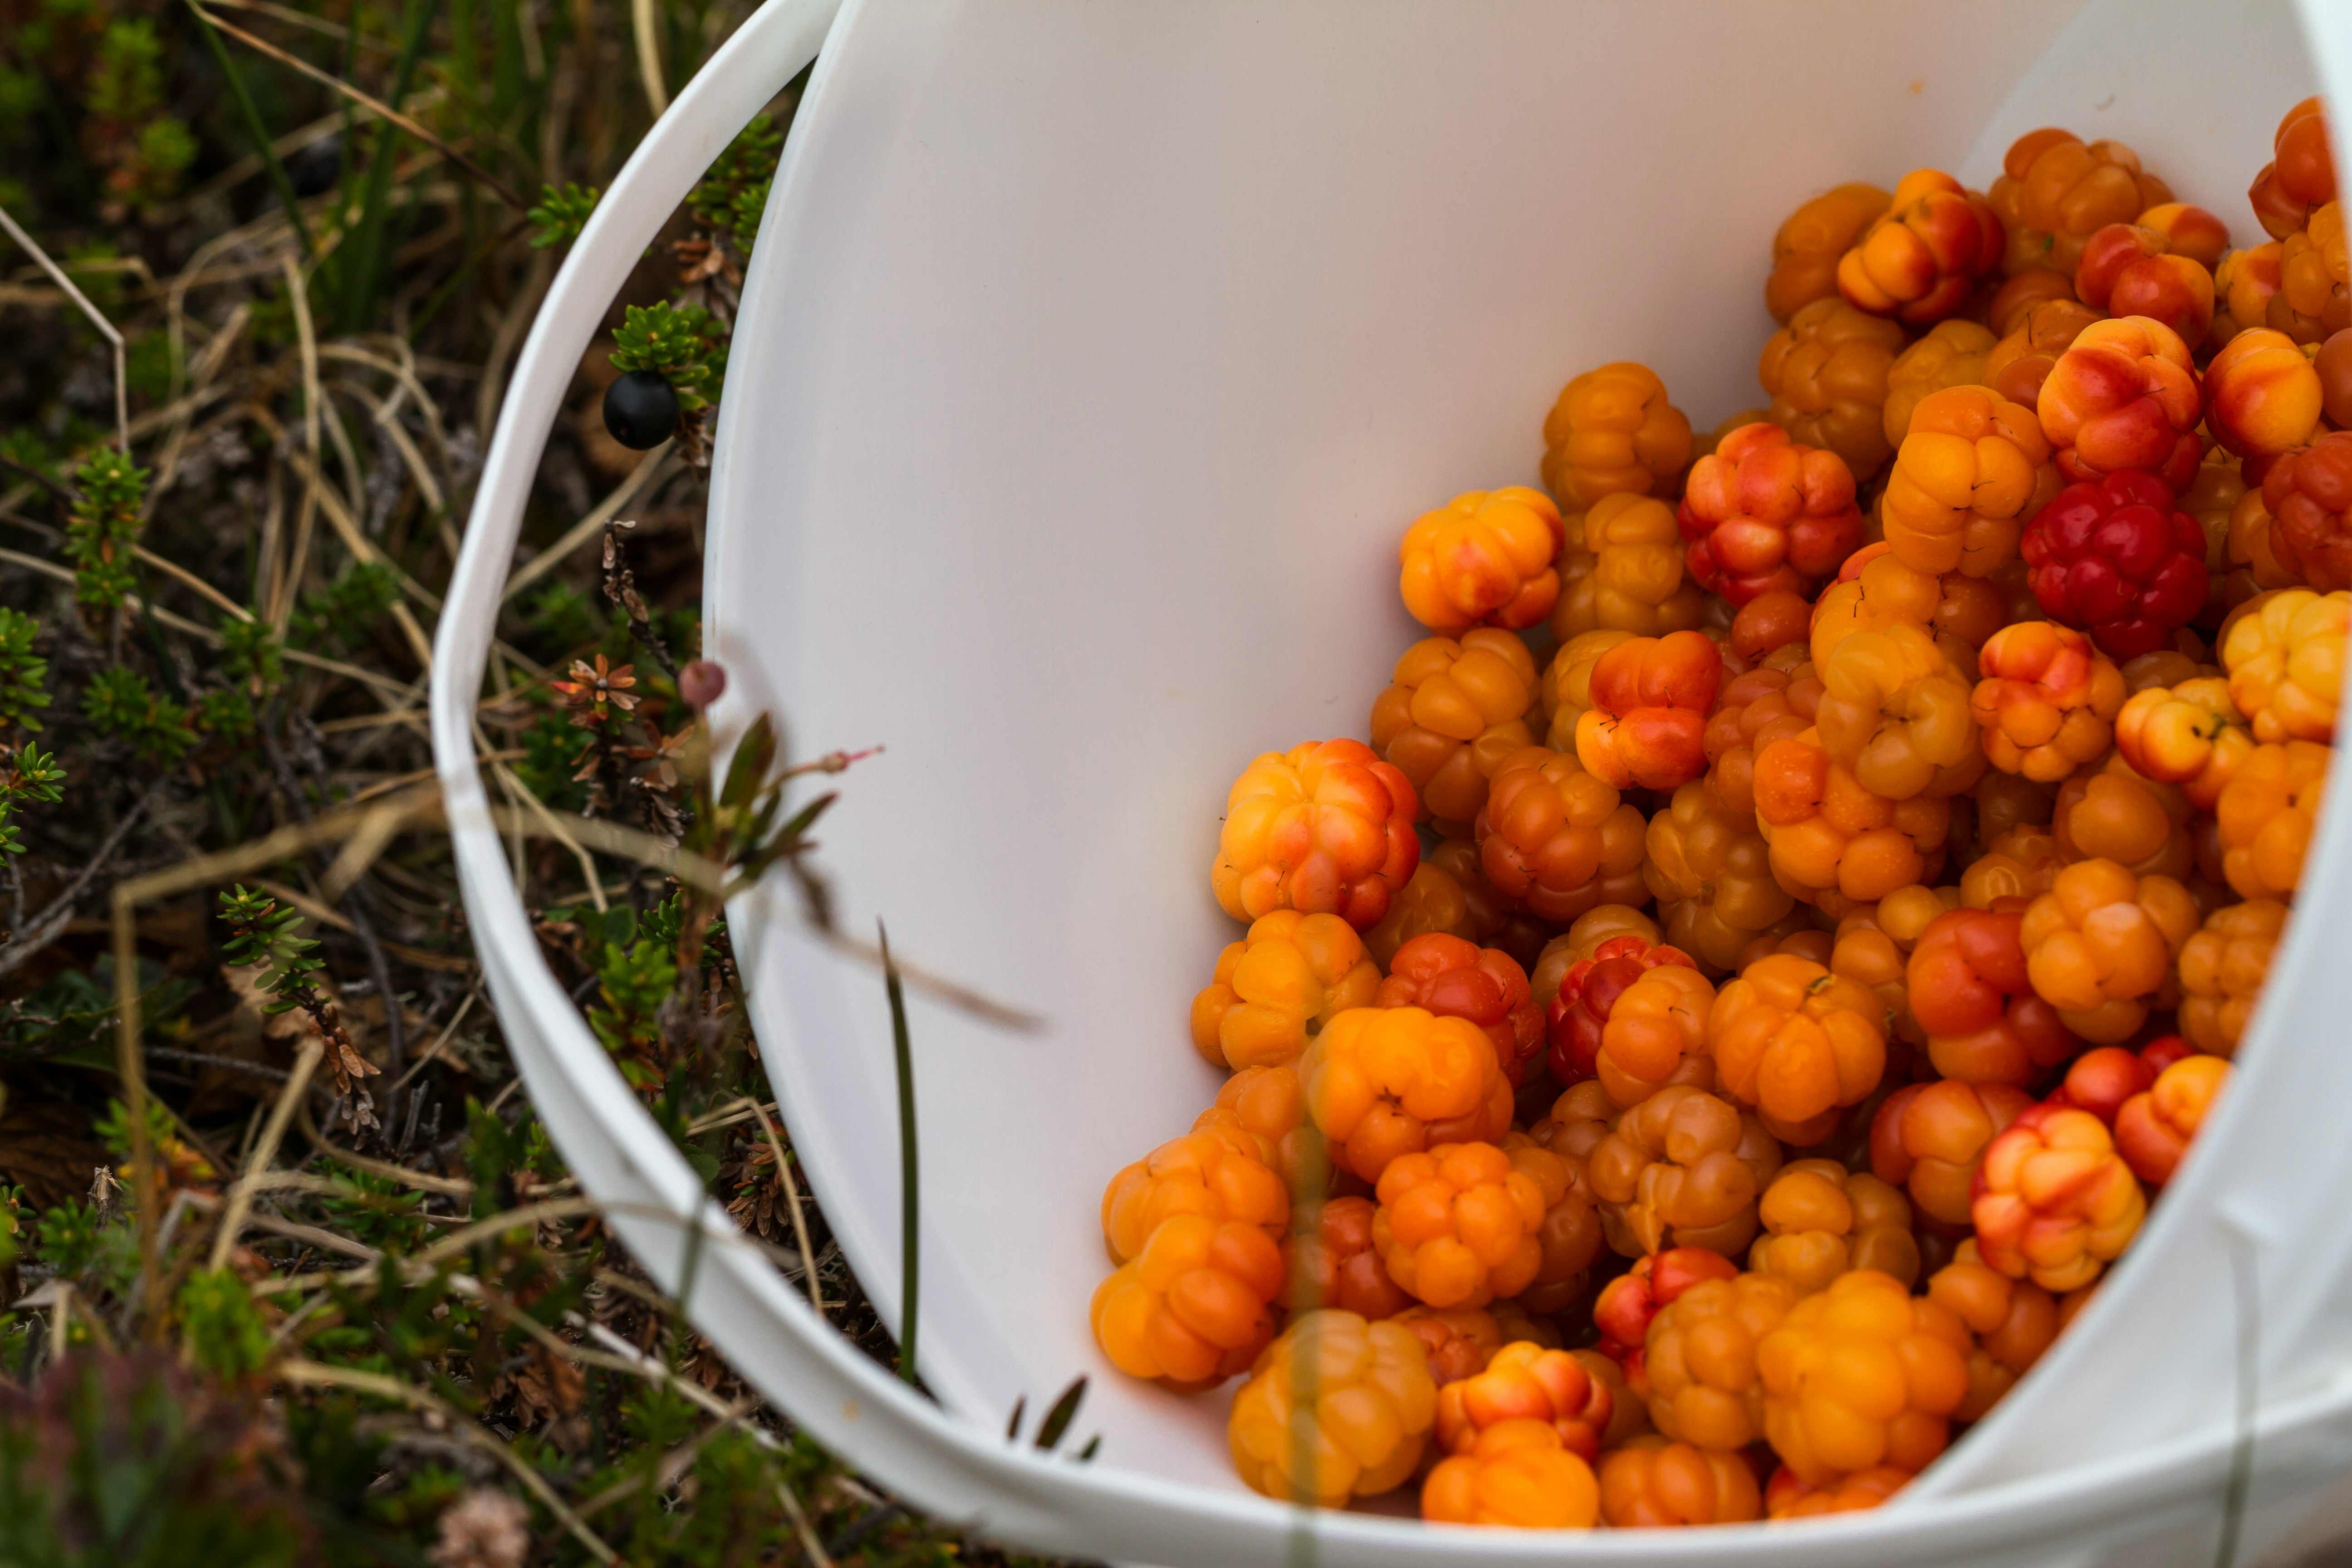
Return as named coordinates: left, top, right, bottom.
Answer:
left=1813, top=622, right=1984, bottom=803
left=1591, top=1246, right=1740, bottom=1371
left=1399, top=488, right=1566, bottom=632
left=1758, top=297, right=1907, bottom=480
left=2113, top=676, right=2252, bottom=808
left=1990, top=128, right=2171, bottom=277
left=1588, top=1085, right=1784, bottom=1258
left=2176, top=898, right=2288, bottom=1056
left=1301, top=1007, right=1514, bottom=1184
left=1475, top=745, right=1647, bottom=924
left=2036, top=318, right=2205, bottom=491
left=1837, top=169, right=2004, bottom=325
left=1377, top=933, right=1543, bottom=1088
left=1369, top=629, right=1539, bottom=828
left=2114, top=1053, right=2230, bottom=1186
left=1228, top=1310, right=1437, bottom=1505
left=1882, top=383, right=2060, bottom=578
left=1372, top=1141, right=1561, bottom=1309
left=1544, top=933, right=1711, bottom=1103
left=1540, top=363, right=1692, bottom=514
left=1644, top=780, right=1798, bottom=973
left=1213, top=740, right=1419, bottom=930
left=1883, top=320, right=1999, bottom=451
left=1681, top=423, right=1865, bottom=604
left=1102, top=1127, right=1289, bottom=1265
left=1765, top=1464, right=1913, bottom=1519
left=1091, top=1214, right=1284, bottom=1389
left=1574, top=631, right=1723, bottom=791
left=1758, top=1269, right=1972, bottom=1485
left=1642, top=1271, right=1799, bottom=1451
left=1768, top=184, right=1891, bottom=324
left=2221, top=587, right=2346, bottom=742
left=2216, top=739, right=2328, bottom=900
left=1870, top=1078, right=2034, bottom=1228
left=1753, top=728, right=1953, bottom=913
left=1190, top=911, right=1380, bottom=1072
left=1971, top=621, right=2128, bottom=782
left=1434, top=1340, right=1612, bottom=1464
left=1420, top=1420, right=1601, bottom=1529
left=1972, top=1103, right=2147, bottom=1293
left=1750, top=1160, right=1920, bottom=1294
left=1551, top=493, right=1707, bottom=639
left=1907, top=906, right=2080, bottom=1086
left=1280, top=1194, right=1410, bottom=1320
left=1598, top=1437, right=1764, bottom=1526
left=1927, top=1242, right=2060, bottom=1421
left=2016, top=858, right=2199, bottom=1044
left=1709, top=954, right=1890, bottom=1145
left=2249, top=98, right=2335, bottom=240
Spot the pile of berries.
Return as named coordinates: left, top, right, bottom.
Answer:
left=1095, top=103, right=2346, bottom=1529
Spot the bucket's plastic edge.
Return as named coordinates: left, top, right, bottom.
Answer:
left=431, top=1, right=2352, bottom=1561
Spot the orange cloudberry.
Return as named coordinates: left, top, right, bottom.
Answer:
left=2113, top=676, right=2252, bottom=809
left=2221, top=587, right=2346, bottom=744
left=1927, top=1242, right=2059, bottom=1420
left=1970, top=621, right=2127, bottom=783
left=1434, top=1340, right=1613, bottom=1464
left=1280, top=1193, right=1410, bottom=1320
left=1475, top=745, right=1647, bottom=924
left=1598, top=1437, right=1763, bottom=1527
left=1758, top=1268, right=1972, bottom=1485
left=1645, top=779, right=1798, bottom=974
left=1642, top=1270, right=1799, bottom=1451
left=1574, top=631, right=1723, bottom=791
left=1882, top=384, right=2061, bottom=578
left=1588, top=1085, right=1784, bottom=1258
left=1837, top=169, right=2004, bottom=325
left=1766, top=1465, right=1913, bottom=1519
left=1372, top=1141, right=1562, bottom=1309
left=1752, top=728, right=1953, bottom=914
left=1228, top=1310, right=1437, bottom=1505
left=2016, top=858, right=2199, bottom=1044
left=1972, top=1103, right=2147, bottom=1293
left=2216, top=739, right=2328, bottom=900
left=1989, top=128, right=2172, bottom=278
left=1300, top=1006, right=1513, bottom=1185
left=1550, top=492, right=1706, bottom=639
left=1680, top=423, right=1865, bottom=604
left=1749, top=1160, right=1920, bottom=1295
left=1759, top=297, right=1908, bottom=481
left=1399, top=488, right=1566, bottom=633
left=1091, top=1213, right=1284, bottom=1389
left=1377, top=933, right=1544, bottom=1088
left=1540, top=363, right=1693, bottom=515
left=1813, top=622, right=1984, bottom=803
left=2113, top=1053, right=2230, bottom=1186
left=1708, top=954, right=1890, bottom=1145
left=1213, top=739, right=1420, bottom=930
left=1829, top=882, right=1961, bottom=1045
left=1368, top=629, right=1539, bottom=829
left=1420, top=1419, right=1601, bottom=1529
left=1102, top=1127, right=1289, bottom=1265
left=1870, top=1078, right=2035, bottom=1229
left=1190, top=911, right=1380, bottom=1072
left=1883, top=320, right=2000, bottom=451
left=2176, top=898, right=2288, bottom=1056
left=1907, top=906, right=2080, bottom=1087
left=1768, top=184, right=1892, bottom=325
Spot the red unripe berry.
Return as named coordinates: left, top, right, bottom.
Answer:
left=2020, top=470, right=2210, bottom=660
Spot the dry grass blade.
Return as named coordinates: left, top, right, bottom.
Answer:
left=190, top=5, right=529, bottom=210
left=0, top=202, right=128, bottom=452
left=501, top=444, right=678, bottom=603
left=209, top=1038, right=325, bottom=1269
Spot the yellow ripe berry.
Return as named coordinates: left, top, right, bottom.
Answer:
left=1550, top=493, right=1705, bottom=639
left=1758, top=297, right=1907, bottom=482
left=2176, top=899, right=2290, bottom=1056
left=1540, top=363, right=1693, bottom=514
left=2215, top=740, right=2330, bottom=901
left=1813, top=622, right=1983, bottom=802
left=1881, top=320, right=1999, bottom=450
left=1370, top=630, right=1540, bottom=829
left=1191, top=911, right=1381, bottom=1071
left=1749, top=1160, right=1921, bottom=1295
left=1543, top=630, right=1639, bottom=750
left=1644, top=779, right=1798, bottom=974
left=1758, top=1269, right=1973, bottom=1486
left=1400, top=489, right=1566, bottom=633
left=2221, top=587, right=2347, bottom=743
left=1420, top=1420, right=1601, bottom=1529
left=2015, top=858, right=2201, bottom=1044
left=1643, top=1272, right=1800, bottom=1451
left=1102, top=1126, right=1289, bottom=1264
left=1229, top=1310, right=1438, bottom=1506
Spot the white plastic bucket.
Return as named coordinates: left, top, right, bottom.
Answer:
left=433, top=1, right=2352, bottom=1562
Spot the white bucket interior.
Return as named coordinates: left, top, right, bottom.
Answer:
left=697, top=0, right=2352, bottom=1541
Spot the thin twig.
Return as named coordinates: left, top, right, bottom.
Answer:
left=210, top=1037, right=324, bottom=1269
left=0, top=781, right=161, bottom=977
